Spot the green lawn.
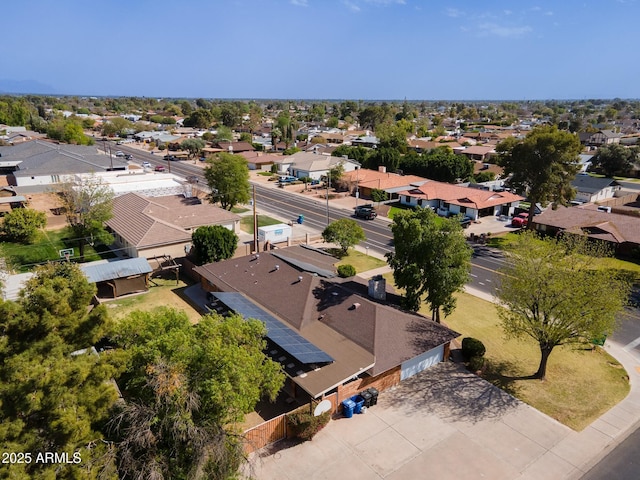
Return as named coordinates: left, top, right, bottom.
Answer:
left=105, top=277, right=202, bottom=324
left=257, top=172, right=274, bottom=177
left=486, top=233, right=640, bottom=281
left=231, top=206, right=250, bottom=214
left=1, top=228, right=115, bottom=272
left=335, top=249, right=387, bottom=273
left=240, top=214, right=284, bottom=234
left=441, top=293, right=630, bottom=431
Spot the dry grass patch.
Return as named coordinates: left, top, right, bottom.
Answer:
left=442, top=293, right=630, bottom=431
left=105, top=277, right=202, bottom=324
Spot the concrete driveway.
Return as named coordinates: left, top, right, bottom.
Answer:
left=243, top=362, right=579, bottom=480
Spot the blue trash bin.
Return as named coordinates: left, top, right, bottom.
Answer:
left=351, top=395, right=365, bottom=414
left=342, top=399, right=356, bottom=418
left=297, top=214, right=304, bottom=224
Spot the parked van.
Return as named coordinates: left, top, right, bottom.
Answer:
left=278, top=175, right=297, bottom=183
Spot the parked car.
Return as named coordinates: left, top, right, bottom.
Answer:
left=354, top=204, right=378, bottom=220
left=459, top=216, right=472, bottom=229
left=511, top=212, right=529, bottom=228
left=154, top=165, right=166, bottom=172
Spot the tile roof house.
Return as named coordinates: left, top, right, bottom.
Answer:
left=341, top=167, right=429, bottom=200
left=106, top=193, right=240, bottom=259
left=456, top=145, right=496, bottom=161
left=193, top=246, right=459, bottom=401
left=533, top=206, right=640, bottom=257
left=580, top=130, right=623, bottom=146
left=398, top=181, right=524, bottom=220
left=571, top=175, right=621, bottom=203
left=0, top=140, right=128, bottom=188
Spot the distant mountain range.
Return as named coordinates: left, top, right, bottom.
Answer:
left=0, top=79, right=57, bottom=95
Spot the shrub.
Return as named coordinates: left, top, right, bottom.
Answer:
left=286, top=410, right=331, bottom=441
left=337, top=264, right=356, bottom=278
left=461, top=337, right=486, bottom=359
left=468, top=355, right=485, bottom=372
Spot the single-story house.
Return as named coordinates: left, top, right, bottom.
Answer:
left=571, top=175, right=621, bottom=204
left=532, top=205, right=640, bottom=257
left=398, top=181, right=524, bottom=220
left=340, top=167, right=429, bottom=200
left=351, top=135, right=379, bottom=148
left=0, top=140, right=128, bottom=187
left=193, top=246, right=459, bottom=402
left=237, top=151, right=281, bottom=171
left=456, top=145, right=496, bottom=162
left=106, top=193, right=241, bottom=259
left=274, top=151, right=360, bottom=180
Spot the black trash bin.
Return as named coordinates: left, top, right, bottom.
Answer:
left=367, top=387, right=379, bottom=406
left=360, top=390, right=373, bottom=408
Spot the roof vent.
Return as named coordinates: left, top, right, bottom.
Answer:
left=297, top=276, right=303, bottom=282
left=350, top=302, right=361, bottom=310
left=275, top=264, right=280, bottom=270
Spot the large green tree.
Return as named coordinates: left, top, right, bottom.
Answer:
left=322, top=218, right=366, bottom=255
left=589, top=144, right=639, bottom=178
left=181, top=137, right=206, bottom=159
left=204, top=153, right=251, bottom=210
left=496, top=232, right=630, bottom=380
left=0, top=262, right=119, bottom=479
left=496, top=125, right=582, bottom=229
left=191, top=225, right=239, bottom=264
left=0, top=207, right=46, bottom=242
left=386, top=207, right=472, bottom=322
left=58, top=174, right=115, bottom=260
left=109, top=308, right=285, bottom=479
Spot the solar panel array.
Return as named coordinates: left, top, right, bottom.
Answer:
left=213, top=292, right=333, bottom=364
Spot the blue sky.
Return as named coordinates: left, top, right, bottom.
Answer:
left=3, top=0, right=638, bottom=100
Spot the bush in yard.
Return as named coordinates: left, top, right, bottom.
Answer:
left=337, top=264, right=356, bottom=278
left=468, top=355, right=486, bottom=373
left=462, top=337, right=486, bottom=360
left=286, top=410, right=331, bottom=441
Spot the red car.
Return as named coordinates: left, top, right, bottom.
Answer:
left=511, top=212, right=529, bottom=227
left=154, top=165, right=166, bottom=172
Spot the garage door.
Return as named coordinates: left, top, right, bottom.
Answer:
left=400, top=344, right=444, bottom=380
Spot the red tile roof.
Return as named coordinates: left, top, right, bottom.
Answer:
left=399, top=181, right=523, bottom=210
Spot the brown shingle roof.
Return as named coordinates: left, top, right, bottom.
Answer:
left=533, top=206, right=640, bottom=244
left=194, top=247, right=459, bottom=396
left=106, top=193, right=240, bottom=248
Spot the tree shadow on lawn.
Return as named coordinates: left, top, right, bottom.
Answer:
left=382, top=362, right=521, bottom=425
left=480, top=359, right=534, bottom=397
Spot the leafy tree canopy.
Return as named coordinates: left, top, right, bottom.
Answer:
left=191, top=225, right=239, bottom=265
left=204, top=153, right=250, bottom=210
left=496, top=232, right=630, bottom=380
left=0, top=207, right=46, bottom=242
left=58, top=174, right=114, bottom=260
left=496, top=125, right=582, bottom=228
left=322, top=218, right=366, bottom=254
left=0, top=262, right=118, bottom=479
left=386, top=207, right=472, bottom=321
left=588, top=144, right=639, bottom=178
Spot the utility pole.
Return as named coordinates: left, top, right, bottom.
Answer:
left=326, top=170, right=330, bottom=226
left=253, top=185, right=258, bottom=253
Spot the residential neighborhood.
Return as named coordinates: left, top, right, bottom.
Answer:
left=2, top=93, right=640, bottom=480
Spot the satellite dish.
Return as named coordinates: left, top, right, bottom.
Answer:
left=314, top=399, right=331, bottom=417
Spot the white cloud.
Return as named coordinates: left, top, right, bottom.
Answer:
left=290, top=0, right=308, bottom=6
left=446, top=7, right=464, bottom=17
left=477, top=23, right=532, bottom=38
left=504, top=9, right=513, bottom=15
left=343, top=0, right=361, bottom=12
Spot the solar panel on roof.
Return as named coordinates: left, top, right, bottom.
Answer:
left=213, top=292, right=333, bottom=364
